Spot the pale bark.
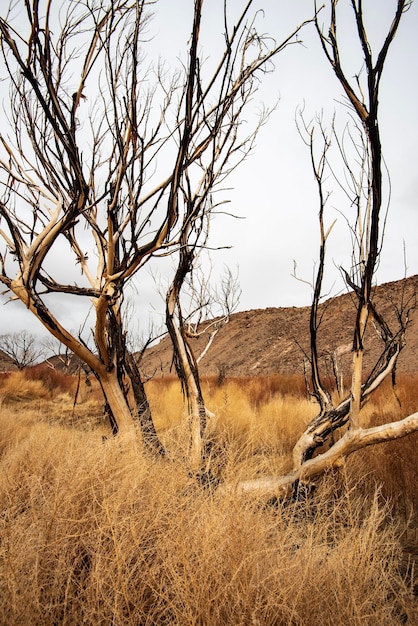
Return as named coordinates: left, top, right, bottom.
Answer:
left=99, top=371, right=138, bottom=436
left=229, top=412, right=418, bottom=499
left=166, top=284, right=206, bottom=469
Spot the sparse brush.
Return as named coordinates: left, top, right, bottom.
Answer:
left=0, top=370, right=51, bottom=402
left=346, top=374, right=418, bottom=523
left=25, top=364, right=77, bottom=395
left=1, top=374, right=417, bottom=625
left=256, top=395, right=317, bottom=453
left=145, top=377, right=184, bottom=432
left=0, top=417, right=415, bottom=626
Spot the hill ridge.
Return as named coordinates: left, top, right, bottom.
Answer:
left=141, top=274, right=418, bottom=378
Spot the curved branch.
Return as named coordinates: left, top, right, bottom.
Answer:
left=227, top=411, right=418, bottom=499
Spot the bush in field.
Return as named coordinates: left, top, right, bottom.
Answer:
left=0, top=367, right=77, bottom=403
left=0, top=370, right=51, bottom=402
left=25, top=364, right=76, bottom=395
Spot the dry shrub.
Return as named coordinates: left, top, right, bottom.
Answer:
left=145, top=375, right=311, bottom=453
left=208, top=380, right=255, bottom=436
left=256, top=395, right=317, bottom=453
left=1, top=373, right=418, bottom=624
left=391, top=373, right=418, bottom=417
left=0, top=405, right=415, bottom=626
left=0, top=370, right=51, bottom=402
left=25, top=364, right=77, bottom=395
left=192, top=380, right=318, bottom=482
left=0, top=367, right=78, bottom=405
left=204, top=374, right=307, bottom=404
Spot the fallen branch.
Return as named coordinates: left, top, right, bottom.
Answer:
left=222, top=411, right=418, bottom=499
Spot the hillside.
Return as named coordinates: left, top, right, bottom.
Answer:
left=0, top=349, right=15, bottom=372
left=141, top=275, right=418, bottom=379
left=2, top=276, right=416, bottom=379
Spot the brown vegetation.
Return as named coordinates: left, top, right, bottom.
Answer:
left=1, top=370, right=418, bottom=624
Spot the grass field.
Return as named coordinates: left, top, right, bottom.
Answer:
left=1, top=368, right=417, bottom=624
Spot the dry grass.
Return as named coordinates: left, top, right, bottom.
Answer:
left=0, top=369, right=51, bottom=403
left=347, top=374, right=418, bottom=522
left=0, top=371, right=417, bottom=624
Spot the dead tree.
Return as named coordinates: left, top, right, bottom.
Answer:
left=192, top=265, right=242, bottom=365
left=294, top=0, right=415, bottom=464
left=227, top=0, right=418, bottom=498
left=0, top=330, right=43, bottom=370
left=0, top=1, right=308, bottom=456
left=168, top=256, right=241, bottom=469
left=161, top=0, right=306, bottom=469
left=292, top=111, right=413, bottom=469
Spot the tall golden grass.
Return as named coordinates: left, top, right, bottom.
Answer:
left=0, top=370, right=417, bottom=624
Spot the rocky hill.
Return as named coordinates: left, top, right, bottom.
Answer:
left=141, top=275, right=418, bottom=380
left=3, top=276, right=416, bottom=381
left=0, top=349, right=15, bottom=373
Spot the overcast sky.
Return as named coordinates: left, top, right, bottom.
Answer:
left=192, top=0, right=418, bottom=312
left=0, top=0, right=417, bottom=339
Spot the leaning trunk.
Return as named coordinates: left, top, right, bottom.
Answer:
left=124, top=350, right=165, bottom=455
left=166, top=287, right=206, bottom=470
left=95, top=354, right=164, bottom=453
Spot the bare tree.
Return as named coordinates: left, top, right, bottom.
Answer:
left=0, top=1, right=307, bottom=456
left=168, top=257, right=241, bottom=469
left=0, top=330, right=43, bottom=370
left=192, top=265, right=242, bottom=364
left=43, top=336, right=81, bottom=374
left=228, top=0, right=418, bottom=498
left=294, top=0, right=415, bottom=463
left=292, top=110, right=413, bottom=468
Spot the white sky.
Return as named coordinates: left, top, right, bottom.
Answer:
left=0, top=0, right=417, bottom=340
left=195, top=0, right=418, bottom=311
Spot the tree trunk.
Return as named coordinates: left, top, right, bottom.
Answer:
left=123, top=350, right=165, bottom=455
left=166, top=286, right=206, bottom=470
left=97, top=303, right=165, bottom=454
left=98, top=369, right=138, bottom=438
left=8, top=280, right=164, bottom=451
left=227, top=411, right=418, bottom=500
